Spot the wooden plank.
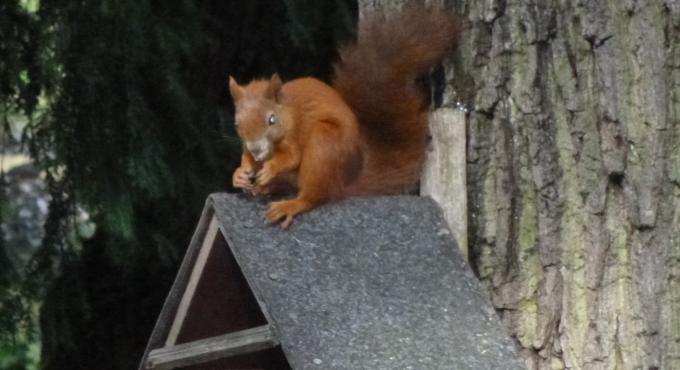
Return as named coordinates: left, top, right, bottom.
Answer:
left=421, top=108, right=468, bottom=257
left=165, top=216, right=220, bottom=346
left=146, top=325, right=279, bottom=370
left=138, top=202, right=216, bottom=370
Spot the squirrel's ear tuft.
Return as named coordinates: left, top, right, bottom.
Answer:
left=228, top=76, right=243, bottom=101
left=268, top=73, right=283, bottom=101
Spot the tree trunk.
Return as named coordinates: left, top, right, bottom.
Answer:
left=360, top=1, right=680, bottom=369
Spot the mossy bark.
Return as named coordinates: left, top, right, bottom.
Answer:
left=361, top=0, right=680, bottom=369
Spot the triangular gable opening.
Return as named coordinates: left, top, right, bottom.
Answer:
left=143, top=215, right=291, bottom=370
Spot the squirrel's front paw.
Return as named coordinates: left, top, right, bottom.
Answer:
left=233, top=166, right=255, bottom=190
left=255, top=163, right=277, bottom=187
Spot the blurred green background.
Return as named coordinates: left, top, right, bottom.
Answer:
left=0, top=1, right=357, bottom=368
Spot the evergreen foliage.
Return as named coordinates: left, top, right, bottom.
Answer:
left=0, top=0, right=357, bottom=368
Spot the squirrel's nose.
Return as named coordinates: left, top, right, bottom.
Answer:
left=246, top=139, right=269, bottom=161
left=248, top=147, right=265, bottom=160
left=249, top=147, right=262, bottom=157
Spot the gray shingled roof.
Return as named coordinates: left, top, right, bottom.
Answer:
left=140, top=193, right=526, bottom=369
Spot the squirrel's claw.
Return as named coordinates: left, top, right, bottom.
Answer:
left=233, top=167, right=255, bottom=190
left=266, top=199, right=312, bottom=229
left=266, top=203, right=292, bottom=229
left=255, top=165, right=275, bottom=187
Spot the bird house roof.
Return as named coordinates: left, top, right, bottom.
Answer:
left=139, top=193, right=525, bottom=369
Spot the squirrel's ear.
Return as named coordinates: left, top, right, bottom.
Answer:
left=228, top=76, right=243, bottom=101
left=268, top=73, right=283, bottom=101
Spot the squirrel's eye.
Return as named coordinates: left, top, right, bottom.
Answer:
left=267, top=113, right=277, bottom=126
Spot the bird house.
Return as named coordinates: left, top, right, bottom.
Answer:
left=139, top=193, right=525, bottom=369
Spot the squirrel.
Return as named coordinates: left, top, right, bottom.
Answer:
left=229, top=5, right=459, bottom=228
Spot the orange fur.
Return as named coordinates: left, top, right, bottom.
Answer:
left=230, top=6, right=459, bottom=228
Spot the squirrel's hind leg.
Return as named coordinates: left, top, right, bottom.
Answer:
left=265, top=123, right=355, bottom=228
left=266, top=199, right=313, bottom=229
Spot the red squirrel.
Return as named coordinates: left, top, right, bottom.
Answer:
left=229, top=6, right=459, bottom=228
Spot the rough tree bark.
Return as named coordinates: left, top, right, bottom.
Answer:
left=360, top=1, right=680, bottom=369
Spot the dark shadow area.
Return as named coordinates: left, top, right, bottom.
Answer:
left=176, top=233, right=291, bottom=369
left=176, top=232, right=267, bottom=342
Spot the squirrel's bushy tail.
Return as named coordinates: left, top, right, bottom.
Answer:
left=332, top=4, right=460, bottom=195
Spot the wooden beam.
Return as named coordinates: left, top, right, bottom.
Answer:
left=138, top=204, right=216, bottom=370
left=146, top=325, right=279, bottom=370
left=421, top=108, right=468, bottom=257
left=164, top=216, right=220, bottom=346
